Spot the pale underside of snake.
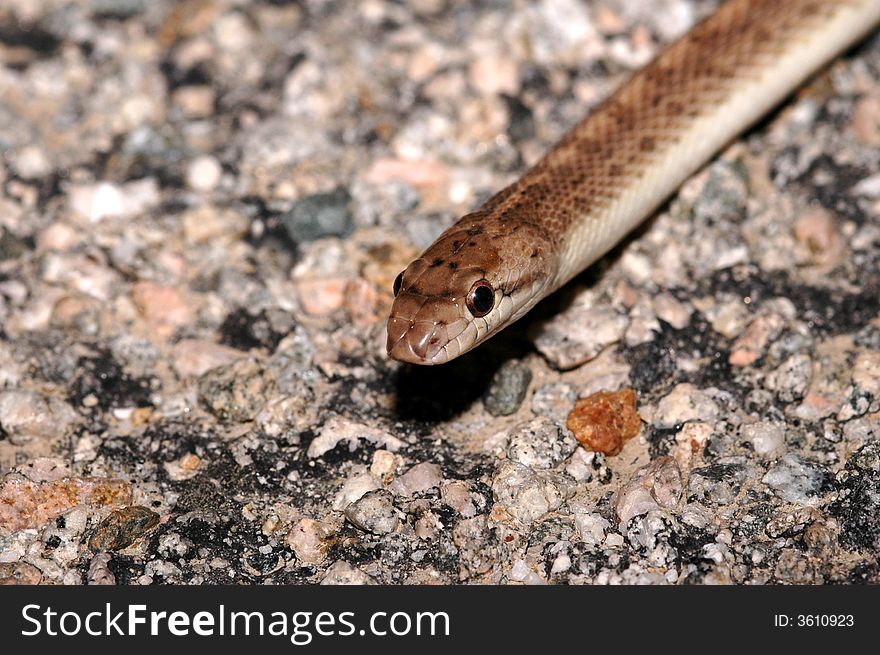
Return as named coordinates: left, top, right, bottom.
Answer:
left=386, top=0, right=880, bottom=365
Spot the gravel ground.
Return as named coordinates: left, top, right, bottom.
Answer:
left=1, top=0, right=879, bottom=586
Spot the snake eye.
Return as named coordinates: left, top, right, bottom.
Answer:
left=466, top=280, right=495, bottom=318
left=392, top=271, right=404, bottom=297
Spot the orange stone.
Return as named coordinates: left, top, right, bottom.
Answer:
left=566, top=388, right=641, bottom=456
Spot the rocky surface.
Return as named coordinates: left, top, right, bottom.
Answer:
left=0, top=0, right=879, bottom=585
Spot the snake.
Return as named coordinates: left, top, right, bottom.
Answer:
left=386, top=0, right=880, bottom=365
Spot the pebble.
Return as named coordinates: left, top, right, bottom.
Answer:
left=532, top=295, right=629, bottom=370
left=440, top=480, right=478, bottom=517
left=604, top=533, right=625, bottom=548
left=172, top=86, right=216, bottom=119
left=282, top=188, right=354, bottom=243
left=794, top=208, right=845, bottom=266
left=762, top=454, right=828, bottom=505
left=530, top=382, right=578, bottom=422
left=675, top=421, right=713, bottom=456
left=181, top=205, right=249, bottom=243
left=332, top=469, right=381, bottom=511
left=624, top=300, right=661, bottom=347
left=87, top=553, right=116, bottom=585
left=506, top=416, right=577, bottom=469
left=653, top=383, right=719, bottom=429
left=765, top=353, right=812, bottom=402
left=680, top=503, right=711, bottom=530
left=509, top=559, right=547, bottom=585
left=620, top=251, right=653, bottom=285
left=37, top=222, right=82, bottom=253
left=344, top=490, right=399, bottom=534
left=295, top=277, right=348, bottom=316
left=255, top=393, right=318, bottom=439
left=491, top=461, right=575, bottom=525
left=851, top=351, right=880, bottom=400
left=9, top=144, right=52, bottom=180
left=362, top=158, right=450, bottom=192
left=653, top=293, right=692, bottom=329
left=550, top=552, right=572, bottom=575
left=705, top=299, right=751, bottom=339
left=286, top=518, right=334, bottom=565
left=563, top=448, right=596, bottom=482
left=842, top=417, right=880, bottom=443
left=468, top=54, right=520, bottom=96
left=741, top=421, right=787, bottom=460
left=68, top=179, right=160, bottom=223
left=163, top=453, right=203, bottom=481
left=389, top=462, right=443, bottom=496
left=88, top=506, right=160, bottom=552
left=320, top=561, right=376, bottom=585
left=482, top=360, right=533, bottom=416
left=851, top=94, right=880, bottom=146
left=613, top=483, right=657, bottom=531
left=0, top=562, right=43, bottom=585
left=171, top=339, right=243, bottom=378
left=765, top=506, right=818, bottom=538
left=14, top=458, right=70, bottom=483
left=614, top=457, right=683, bottom=530
left=197, top=357, right=276, bottom=423
left=833, top=443, right=880, bottom=551
left=0, top=390, right=78, bottom=445
left=308, top=417, right=405, bottom=459
left=729, top=313, right=786, bottom=367
left=577, top=350, right=633, bottom=398
left=131, top=281, right=193, bottom=337
left=852, top=173, right=880, bottom=198
left=0, top=473, right=131, bottom=532
left=571, top=505, right=611, bottom=546
left=370, top=450, right=401, bottom=479
left=519, top=0, right=601, bottom=67
left=566, top=388, right=641, bottom=456
left=774, top=548, right=818, bottom=584
left=186, top=155, right=223, bottom=192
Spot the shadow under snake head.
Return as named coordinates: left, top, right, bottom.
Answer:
left=386, top=214, right=556, bottom=365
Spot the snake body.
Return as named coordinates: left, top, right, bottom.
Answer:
left=387, top=0, right=880, bottom=365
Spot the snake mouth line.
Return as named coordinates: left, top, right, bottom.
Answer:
left=386, top=316, right=448, bottom=364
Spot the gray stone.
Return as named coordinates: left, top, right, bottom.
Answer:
left=491, top=461, right=575, bottom=525
left=765, top=353, right=812, bottom=402
left=282, top=187, right=353, bottom=242
left=344, top=490, right=399, bottom=534
left=505, top=416, right=577, bottom=469
left=762, top=454, right=828, bottom=504
left=531, top=293, right=628, bottom=370
left=483, top=360, right=533, bottom=416
left=530, top=382, right=577, bottom=422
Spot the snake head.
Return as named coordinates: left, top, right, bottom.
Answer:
left=386, top=215, right=553, bottom=364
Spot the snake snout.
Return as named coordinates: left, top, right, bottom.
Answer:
left=386, top=317, right=448, bottom=364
